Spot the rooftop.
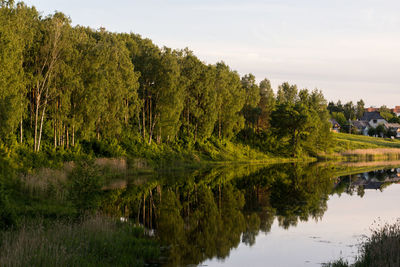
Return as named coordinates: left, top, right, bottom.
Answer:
left=360, top=111, right=384, bottom=121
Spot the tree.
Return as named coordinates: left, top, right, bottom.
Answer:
left=343, top=101, right=356, bottom=120
left=257, top=78, right=275, bottom=130
left=375, top=124, right=386, bottom=137
left=271, top=103, right=311, bottom=157
left=271, top=88, right=331, bottom=157
left=214, top=62, right=245, bottom=139
left=241, top=73, right=260, bottom=129
left=25, top=12, right=71, bottom=151
left=0, top=2, right=36, bottom=144
left=276, top=82, right=297, bottom=104
left=356, top=99, right=365, bottom=119
left=379, top=105, right=394, bottom=121
left=177, top=50, right=218, bottom=141
left=331, top=112, right=347, bottom=127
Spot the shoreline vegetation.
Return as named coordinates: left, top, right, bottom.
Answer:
left=324, top=220, right=400, bottom=267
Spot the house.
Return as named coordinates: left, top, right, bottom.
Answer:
left=360, top=112, right=387, bottom=128
left=365, top=107, right=379, bottom=113
left=329, top=119, right=341, bottom=133
left=384, top=123, right=400, bottom=138
left=392, top=106, right=400, bottom=117
left=351, top=120, right=370, bottom=135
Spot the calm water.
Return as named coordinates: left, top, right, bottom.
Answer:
left=102, top=163, right=400, bottom=266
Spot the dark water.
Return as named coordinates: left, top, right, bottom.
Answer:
left=101, top=163, right=400, bottom=266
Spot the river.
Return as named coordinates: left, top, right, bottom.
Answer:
left=102, top=163, right=400, bottom=266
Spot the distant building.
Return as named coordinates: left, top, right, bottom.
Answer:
left=360, top=111, right=387, bottom=128
left=365, top=107, right=379, bottom=113
left=329, top=119, right=341, bottom=133
left=392, top=106, right=400, bottom=117
left=384, top=123, right=400, bottom=138
left=351, top=120, right=370, bottom=135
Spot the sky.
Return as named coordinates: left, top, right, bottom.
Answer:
left=24, top=0, right=400, bottom=107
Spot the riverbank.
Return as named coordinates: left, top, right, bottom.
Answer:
left=2, top=151, right=400, bottom=266
left=318, top=133, right=400, bottom=161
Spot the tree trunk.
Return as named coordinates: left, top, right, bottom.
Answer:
left=149, top=114, right=158, bottom=145
left=72, top=124, right=75, bottom=147
left=54, top=119, right=57, bottom=148
left=187, top=104, right=190, bottom=136
left=142, top=194, right=146, bottom=226
left=195, top=123, right=198, bottom=142
left=148, top=97, right=152, bottom=144
left=142, top=105, right=146, bottom=140
left=20, top=117, right=23, bottom=144
left=218, top=115, right=222, bottom=139
left=58, top=120, right=61, bottom=146
left=292, top=129, right=297, bottom=157
left=34, top=89, right=40, bottom=152
left=124, top=99, right=128, bottom=124
left=37, top=97, right=48, bottom=152
left=66, top=127, right=69, bottom=149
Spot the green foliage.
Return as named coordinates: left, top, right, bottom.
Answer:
left=0, top=159, right=17, bottom=229
left=271, top=87, right=332, bottom=157
left=368, top=127, right=376, bottom=137
left=356, top=99, right=365, bottom=119
left=376, top=124, right=386, bottom=137
left=331, top=112, right=347, bottom=127
left=257, top=78, right=275, bottom=130
left=379, top=105, right=394, bottom=121
left=68, top=160, right=104, bottom=213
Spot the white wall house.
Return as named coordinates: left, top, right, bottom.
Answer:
left=360, top=112, right=387, bottom=129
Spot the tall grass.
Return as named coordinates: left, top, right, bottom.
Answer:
left=0, top=215, right=160, bottom=267
left=324, top=219, right=400, bottom=267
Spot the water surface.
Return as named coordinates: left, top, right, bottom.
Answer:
left=101, top=163, right=400, bottom=266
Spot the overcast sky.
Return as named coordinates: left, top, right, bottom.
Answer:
left=24, top=0, right=400, bottom=107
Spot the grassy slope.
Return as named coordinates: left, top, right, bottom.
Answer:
left=318, top=133, right=400, bottom=161
left=332, top=133, right=400, bottom=152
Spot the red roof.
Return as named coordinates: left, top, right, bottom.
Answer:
left=365, top=107, right=379, bottom=112
left=392, top=106, right=400, bottom=113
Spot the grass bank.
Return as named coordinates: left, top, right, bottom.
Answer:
left=319, top=133, right=400, bottom=161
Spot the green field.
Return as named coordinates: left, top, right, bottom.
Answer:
left=332, top=133, right=400, bottom=152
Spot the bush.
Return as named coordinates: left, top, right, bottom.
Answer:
left=0, top=159, right=17, bottom=229
left=68, top=160, right=104, bottom=213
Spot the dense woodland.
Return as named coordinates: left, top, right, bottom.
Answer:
left=0, top=1, right=332, bottom=159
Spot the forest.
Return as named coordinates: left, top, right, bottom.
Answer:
left=0, top=1, right=332, bottom=162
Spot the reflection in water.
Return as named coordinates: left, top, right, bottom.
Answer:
left=99, top=164, right=400, bottom=266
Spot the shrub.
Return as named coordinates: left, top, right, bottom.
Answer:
left=68, top=160, right=104, bottom=213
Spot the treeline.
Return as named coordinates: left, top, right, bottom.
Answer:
left=0, top=1, right=331, bottom=157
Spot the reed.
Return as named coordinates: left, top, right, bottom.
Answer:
left=325, top=219, right=400, bottom=267
left=0, top=215, right=160, bottom=267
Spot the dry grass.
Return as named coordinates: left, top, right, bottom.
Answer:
left=341, top=148, right=400, bottom=156
left=336, top=160, right=400, bottom=168
left=0, top=215, right=160, bottom=267
left=20, top=168, right=68, bottom=200
left=94, top=158, right=127, bottom=172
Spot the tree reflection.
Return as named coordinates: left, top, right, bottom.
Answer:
left=99, top=163, right=400, bottom=266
